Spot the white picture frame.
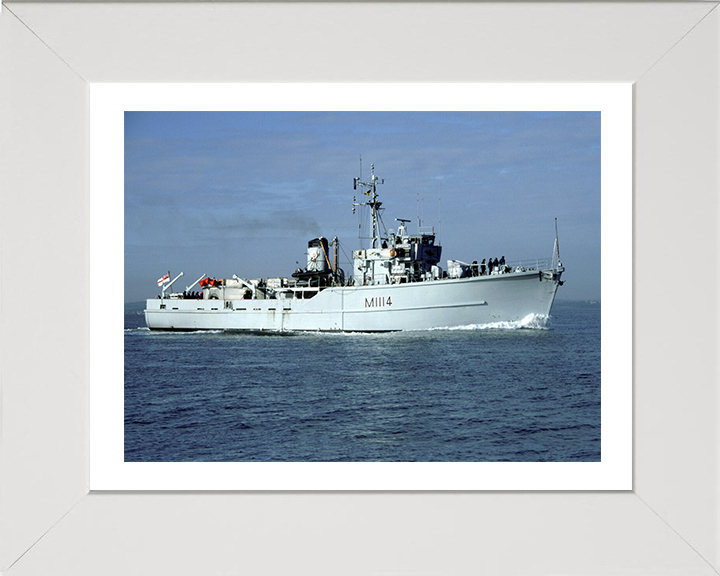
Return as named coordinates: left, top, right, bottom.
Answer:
left=2, top=2, right=718, bottom=574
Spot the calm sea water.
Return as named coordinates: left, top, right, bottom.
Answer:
left=124, top=300, right=600, bottom=462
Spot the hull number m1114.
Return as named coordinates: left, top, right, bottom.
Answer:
left=365, top=296, right=393, bottom=309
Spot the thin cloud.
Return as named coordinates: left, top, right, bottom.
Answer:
left=125, top=111, right=600, bottom=302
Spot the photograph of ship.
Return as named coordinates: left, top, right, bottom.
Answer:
left=124, top=111, right=601, bottom=463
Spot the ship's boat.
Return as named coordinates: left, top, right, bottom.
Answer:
left=145, top=165, right=564, bottom=332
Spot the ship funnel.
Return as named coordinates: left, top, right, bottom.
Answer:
left=307, top=237, right=330, bottom=272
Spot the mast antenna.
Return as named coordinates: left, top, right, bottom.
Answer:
left=552, top=217, right=562, bottom=269
left=352, top=163, right=384, bottom=249
left=437, top=178, right=441, bottom=242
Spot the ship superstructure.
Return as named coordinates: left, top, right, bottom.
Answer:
left=145, top=165, right=564, bottom=332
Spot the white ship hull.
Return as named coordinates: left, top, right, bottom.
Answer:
left=145, top=267, right=562, bottom=332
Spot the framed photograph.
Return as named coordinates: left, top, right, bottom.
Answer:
left=2, top=2, right=718, bottom=574
left=90, top=83, right=631, bottom=491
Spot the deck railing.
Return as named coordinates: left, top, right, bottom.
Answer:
left=505, top=257, right=556, bottom=271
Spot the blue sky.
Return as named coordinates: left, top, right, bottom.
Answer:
left=125, top=111, right=600, bottom=302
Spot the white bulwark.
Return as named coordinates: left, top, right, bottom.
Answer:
left=145, top=165, right=564, bottom=332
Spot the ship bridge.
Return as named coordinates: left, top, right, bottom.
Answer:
left=353, top=222, right=443, bottom=286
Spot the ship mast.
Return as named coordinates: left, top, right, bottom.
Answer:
left=352, top=164, right=384, bottom=249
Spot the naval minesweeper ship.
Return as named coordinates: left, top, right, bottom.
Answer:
left=145, top=165, right=564, bottom=332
